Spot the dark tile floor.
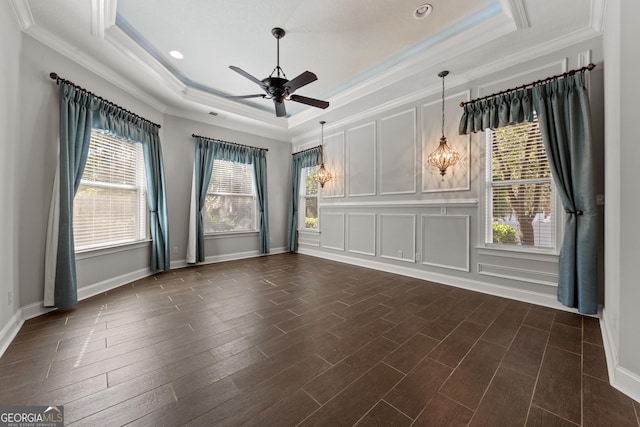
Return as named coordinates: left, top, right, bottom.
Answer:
left=0, top=253, right=638, bottom=426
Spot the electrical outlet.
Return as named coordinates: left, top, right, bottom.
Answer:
left=397, top=250, right=403, bottom=258
left=596, top=194, right=605, bottom=206
left=7, top=291, right=13, bottom=306
left=416, top=253, right=421, bottom=262
left=172, top=246, right=178, bottom=254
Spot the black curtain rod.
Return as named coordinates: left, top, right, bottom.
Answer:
left=459, top=63, right=596, bottom=107
left=292, top=145, right=322, bottom=156
left=191, top=134, right=268, bottom=151
left=49, top=72, right=161, bottom=129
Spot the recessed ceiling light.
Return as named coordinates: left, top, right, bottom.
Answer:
left=169, top=50, right=184, bottom=59
left=413, top=3, right=433, bottom=19
left=209, top=111, right=218, bottom=116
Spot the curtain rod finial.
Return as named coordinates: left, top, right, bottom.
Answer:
left=49, top=72, right=58, bottom=80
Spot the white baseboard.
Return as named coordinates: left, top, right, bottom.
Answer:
left=0, top=309, right=24, bottom=359
left=600, top=308, right=640, bottom=402
left=76, top=267, right=153, bottom=301
left=297, top=247, right=578, bottom=313
left=178, top=246, right=288, bottom=268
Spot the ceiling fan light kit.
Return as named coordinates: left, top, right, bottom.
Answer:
left=228, top=27, right=329, bottom=117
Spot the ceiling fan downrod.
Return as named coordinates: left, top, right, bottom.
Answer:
left=271, top=27, right=286, bottom=79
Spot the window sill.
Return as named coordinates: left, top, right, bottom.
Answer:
left=76, top=239, right=152, bottom=260
left=476, top=245, right=559, bottom=262
left=204, top=230, right=259, bottom=240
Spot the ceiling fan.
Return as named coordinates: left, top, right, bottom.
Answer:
left=227, top=27, right=329, bottom=117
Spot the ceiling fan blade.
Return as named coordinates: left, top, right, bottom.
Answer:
left=289, top=95, right=329, bottom=109
left=229, top=66, right=266, bottom=88
left=274, top=99, right=287, bottom=117
left=285, top=71, right=317, bottom=94
left=226, top=94, right=266, bottom=99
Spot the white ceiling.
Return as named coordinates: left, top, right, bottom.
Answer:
left=11, top=0, right=603, bottom=141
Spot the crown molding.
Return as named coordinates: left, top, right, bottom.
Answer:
left=590, top=0, right=606, bottom=34
left=500, top=0, right=530, bottom=29
left=9, top=0, right=34, bottom=30
left=22, top=23, right=168, bottom=114
left=90, top=0, right=116, bottom=38
left=289, top=10, right=515, bottom=130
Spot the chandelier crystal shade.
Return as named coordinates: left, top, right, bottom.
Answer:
left=427, top=70, right=460, bottom=177
left=314, top=121, right=333, bottom=188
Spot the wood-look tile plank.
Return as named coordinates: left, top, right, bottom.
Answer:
left=412, top=393, right=474, bottom=427
left=583, top=316, right=604, bottom=346
left=548, top=322, right=582, bottom=354
left=481, top=307, right=527, bottom=348
left=583, top=341, right=609, bottom=381
left=354, top=400, right=412, bottom=427
left=583, top=374, right=638, bottom=427
left=523, top=306, right=556, bottom=331
left=428, top=321, right=488, bottom=368
left=171, top=347, right=266, bottom=398
left=526, top=406, right=580, bottom=427
left=257, top=313, right=344, bottom=356
left=66, top=384, right=175, bottom=426
left=383, top=333, right=439, bottom=374
left=532, top=346, right=582, bottom=424
left=299, top=363, right=403, bottom=427
left=185, top=355, right=330, bottom=426
left=501, top=325, right=549, bottom=378
left=554, top=311, right=583, bottom=329
left=470, top=366, right=536, bottom=426
left=28, top=374, right=107, bottom=406
left=383, top=315, right=430, bottom=345
left=328, top=304, right=393, bottom=339
left=384, top=358, right=452, bottom=419
left=242, top=389, right=320, bottom=427
left=439, top=340, right=506, bottom=410
left=304, top=336, right=398, bottom=404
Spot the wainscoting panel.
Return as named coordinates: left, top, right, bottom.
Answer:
left=320, top=212, right=345, bottom=250
left=379, top=214, right=416, bottom=262
left=422, top=91, right=471, bottom=193
left=422, top=215, right=470, bottom=271
left=478, top=263, right=558, bottom=287
left=347, top=213, right=376, bottom=256
left=322, top=131, right=345, bottom=198
left=379, top=109, right=417, bottom=195
left=347, top=122, right=376, bottom=197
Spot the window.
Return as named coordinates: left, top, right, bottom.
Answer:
left=300, top=166, right=319, bottom=230
left=204, top=160, right=256, bottom=233
left=486, top=115, right=556, bottom=250
left=74, top=130, right=147, bottom=251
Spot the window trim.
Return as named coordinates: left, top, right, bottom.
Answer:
left=74, top=129, right=148, bottom=253
left=203, top=159, right=258, bottom=234
left=482, top=123, right=562, bottom=255
left=299, top=165, right=320, bottom=231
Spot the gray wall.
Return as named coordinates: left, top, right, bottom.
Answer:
left=11, top=34, right=291, bottom=313
left=603, top=0, right=640, bottom=401
left=294, top=39, right=605, bottom=312
left=0, top=1, right=22, bottom=336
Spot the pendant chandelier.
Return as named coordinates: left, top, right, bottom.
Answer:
left=314, top=120, right=333, bottom=188
left=427, top=70, right=460, bottom=177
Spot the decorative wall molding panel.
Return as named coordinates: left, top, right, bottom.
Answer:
left=320, top=212, right=346, bottom=250
left=422, top=91, right=471, bottom=193
left=321, top=131, right=345, bottom=198
left=478, top=262, right=558, bottom=287
left=379, top=109, right=417, bottom=195
left=347, top=122, right=376, bottom=197
left=379, top=214, right=416, bottom=262
left=320, top=199, right=478, bottom=209
left=421, top=215, right=470, bottom=271
left=347, top=213, right=376, bottom=256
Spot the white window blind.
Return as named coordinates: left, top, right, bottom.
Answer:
left=204, top=160, right=256, bottom=233
left=74, top=130, right=147, bottom=251
left=300, top=166, right=319, bottom=229
left=487, top=116, right=555, bottom=249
